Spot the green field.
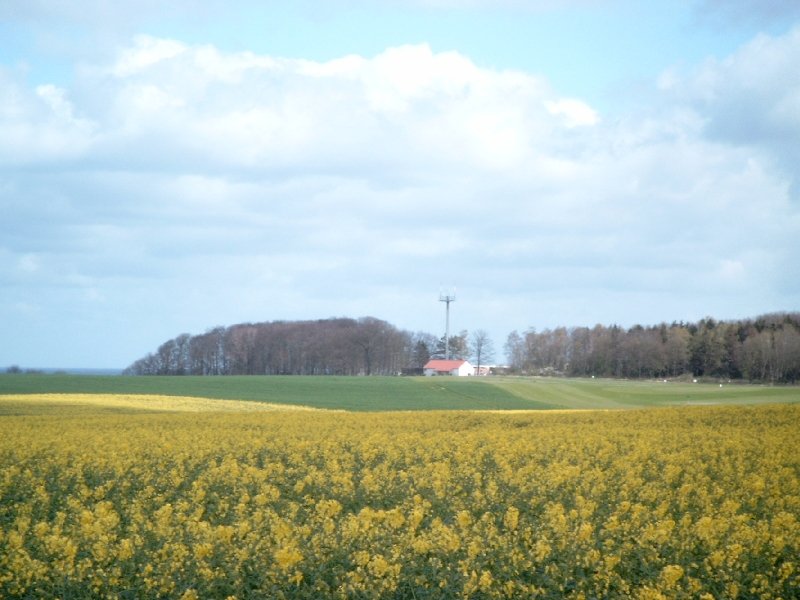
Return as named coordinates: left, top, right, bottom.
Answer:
left=0, top=374, right=797, bottom=411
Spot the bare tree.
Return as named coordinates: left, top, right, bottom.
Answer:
left=505, top=331, right=524, bottom=372
left=411, top=332, right=437, bottom=367
left=470, top=330, right=495, bottom=374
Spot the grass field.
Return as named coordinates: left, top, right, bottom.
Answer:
left=0, top=374, right=797, bottom=412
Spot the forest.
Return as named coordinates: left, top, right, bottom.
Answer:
left=124, top=318, right=427, bottom=377
left=505, top=313, right=800, bottom=383
left=124, top=313, right=800, bottom=383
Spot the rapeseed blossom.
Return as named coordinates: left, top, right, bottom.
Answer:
left=0, top=403, right=798, bottom=598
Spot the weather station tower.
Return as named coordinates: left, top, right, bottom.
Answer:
left=439, top=288, right=456, bottom=360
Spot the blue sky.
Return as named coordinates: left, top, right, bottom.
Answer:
left=1, top=0, right=799, bottom=368
left=4, top=2, right=794, bottom=104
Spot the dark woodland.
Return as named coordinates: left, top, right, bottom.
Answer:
left=125, top=313, right=800, bottom=383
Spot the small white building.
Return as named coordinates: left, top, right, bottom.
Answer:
left=423, top=359, right=475, bottom=376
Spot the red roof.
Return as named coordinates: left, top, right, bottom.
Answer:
left=424, top=359, right=467, bottom=371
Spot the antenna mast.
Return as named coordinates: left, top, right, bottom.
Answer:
left=439, top=288, right=456, bottom=360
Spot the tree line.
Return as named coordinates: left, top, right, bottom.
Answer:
left=124, top=316, right=498, bottom=377
left=505, top=313, right=800, bottom=383
left=125, top=313, right=800, bottom=383
left=125, top=317, right=421, bottom=376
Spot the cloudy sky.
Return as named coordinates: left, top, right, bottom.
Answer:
left=2, top=1, right=799, bottom=369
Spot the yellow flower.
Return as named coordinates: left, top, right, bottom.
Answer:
left=412, top=538, right=432, bottom=554
left=503, top=506, right=520, bottom=532
left=352, top=550, right=370, bottom=567
left=456, top=510, right=472, bottom=529
left=478, top=570, right=493, bottom=592
left=707, top=550, right=724, bottom=568
left=274, top=546, right=303, bottom=570
left=576, top=521, right=593, bottom=542
left=661, top=564, right=684, bottom=588
left=194, top=542, right=213, bottom=561
left=316, top=498, right=343, bottom=519
left=636, top=587, right=666, bottom=600
left=1, top=400, right=798, bottom=600
left=368, top=555, right=390, bottom=577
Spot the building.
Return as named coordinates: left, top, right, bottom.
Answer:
left=423, top=359, right=475, bottom=376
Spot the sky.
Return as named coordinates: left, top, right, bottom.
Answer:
left=1, top=0, right=799, bottom=369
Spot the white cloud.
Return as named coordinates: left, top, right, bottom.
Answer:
left=658, top=25, right=800, bottom=165
left=1, top=30, right=799, bottom=366
left=544, top=98, right=599, bottom=127
left=58, top=40, right=572, bottom=175
left=111, top=35, right=187, bottom=77
left=0, top=70, right=96, bottom=164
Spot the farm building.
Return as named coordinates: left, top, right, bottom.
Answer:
left=423, top=359, right=475, bottom=376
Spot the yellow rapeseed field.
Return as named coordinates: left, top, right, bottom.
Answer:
left=0, top=393, right=320, bottom=413
left=0, top=400, right=798, bottom=599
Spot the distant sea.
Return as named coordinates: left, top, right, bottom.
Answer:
left=36, top=368, right=124, bottom=376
